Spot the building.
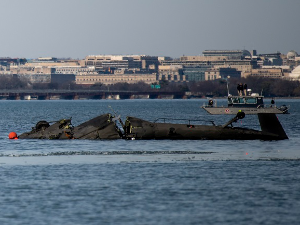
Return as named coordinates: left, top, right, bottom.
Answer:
left=25, top=57, right=82, bottom=67
left=202, top=50, right=252, bottom=59
left=161, top=55, right=256, bottom=79
left=54, top=66, right=95, bottom=74
left=84, top=55, right=159, bottom=73
left=157, top=65, right=187, bottom=82
left=244, top=68, right=284, bottom=78
left=205, top=68, right=241, bottom=80
left=9, top=65, right=78, bottom=84
left=75, top=73, right=157, bottom=85
left=284, top=50, right=300, bottom=68
left=180, top=55, right=229, bottom=61
left=262, top=66, right=291, bottom=77
left=288, top=65, right=300, bottom=81
left=0, top=57, right=27, bottom=67
left=182, top=65, right=210, bottom=81
left=258, top=52, right=283, bottom=66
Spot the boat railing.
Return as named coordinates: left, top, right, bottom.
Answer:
left=264, top=104, right=290, bottom=110
left=203, top=100, right=225, bottom=108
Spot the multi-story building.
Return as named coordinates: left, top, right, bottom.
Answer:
left=205, top=68, right=241, bottom=80
left=54, top=66, right=95, bottom=74
left=182, top=65, right=211, bottom=81
left=84, top=55, right=159, bottom=73
left=202, top=50, right=252, bottom=59
left=258, top=52, right=283, bottom=66
left=161, top=53, right=257, bottom=80
left=243, top=68, right=284, bottom=78
left=157, top=65, right=187, bottom=82
left=0, top=57, right=27, bottom=67
left=9, top=66, right=54, bottom=83
left=75, top=72, right=156, bottom=85
left=25, top=57, right=82, bottom=67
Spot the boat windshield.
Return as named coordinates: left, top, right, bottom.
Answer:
left=228, top=97, right=257, bottom=104
left=245, top=97, right=257, bottom=104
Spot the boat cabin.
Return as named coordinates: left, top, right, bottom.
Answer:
left=228, top=95, right=264, bottom=108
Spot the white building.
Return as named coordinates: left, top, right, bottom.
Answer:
left=289, top=65, right=300, bottom=80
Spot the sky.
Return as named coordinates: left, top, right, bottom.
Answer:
left=0, top=0, right=299, bottom=59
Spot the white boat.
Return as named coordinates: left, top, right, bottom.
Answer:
left=202, top=94, right=289, bottom=115
left=23, top=95, right=38, bottom=100
left=24, top=95, right=31, bottom=100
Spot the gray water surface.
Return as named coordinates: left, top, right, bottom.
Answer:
left=0, top=99, right=299, bottom=224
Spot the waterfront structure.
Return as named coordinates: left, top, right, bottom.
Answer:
left=0, top=50, right=297, bottom=88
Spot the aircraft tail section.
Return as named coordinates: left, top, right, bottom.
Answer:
left=258, top=113, right=288, bottom=139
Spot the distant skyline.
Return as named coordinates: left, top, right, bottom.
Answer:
left=1, top=0, right=299, bottom=59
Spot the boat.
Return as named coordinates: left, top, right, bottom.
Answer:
left=23, top=95, right=31, bottom=100
left=202, top=94, right=289, bottom=115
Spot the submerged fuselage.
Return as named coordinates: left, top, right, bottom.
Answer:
left=123, top=113, right=288, bottom=140
left=17, top=111, right=288, bottom=141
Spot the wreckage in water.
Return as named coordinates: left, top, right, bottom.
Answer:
left=123, top=112, right=288, bottom=140
left=16, top=111, right=288, bottom=140
left=18, top=114, right=121, bottom=140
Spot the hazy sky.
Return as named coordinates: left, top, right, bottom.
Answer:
left=1, top=0, right=299, bottom=59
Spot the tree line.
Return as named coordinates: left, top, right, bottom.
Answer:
left=1, top=75, right=300, bottom=97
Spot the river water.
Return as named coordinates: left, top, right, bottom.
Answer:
left=0, top=99, right=299, bottom=224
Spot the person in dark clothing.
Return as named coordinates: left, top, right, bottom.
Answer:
left=237, top=83, right=243, bottom=96
left=243, top=83, right=247, bottom=96
left=237, top=84, right=241, bottom=96
left=271, top=99, right=275, bottom=105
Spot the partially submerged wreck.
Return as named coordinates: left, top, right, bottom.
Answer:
left=18, top=114, right=121, bottom=140
left=123, top=112, right=288, bottom=140
left=16, top=111, right=288, bottom=140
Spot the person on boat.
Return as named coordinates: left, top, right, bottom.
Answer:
left=271, top=98, right=275, bottom=106
left=237, top=84, right=240, bottom=96
left=237, top=83, right=243, bottom=96
left=243, top=83, right=247, bottom=96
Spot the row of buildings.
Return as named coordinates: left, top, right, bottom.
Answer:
left=1, top=50, right=300, bottom=86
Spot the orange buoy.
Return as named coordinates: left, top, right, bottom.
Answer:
left=8, top=132, right=18, bottom=139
